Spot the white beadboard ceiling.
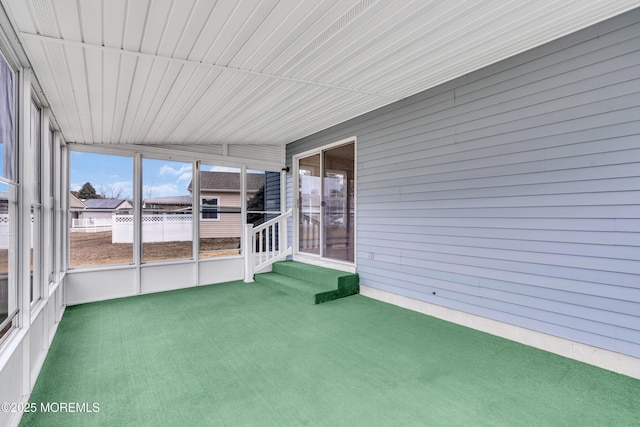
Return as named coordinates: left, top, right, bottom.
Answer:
left=2, top=0, right=639, bottom=145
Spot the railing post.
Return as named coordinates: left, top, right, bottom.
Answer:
left=282, top=213, right=288, bottom=256
left=243, top=224, right=254, bottom=283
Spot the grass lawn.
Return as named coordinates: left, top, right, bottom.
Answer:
left=69, top=231, right=240, bottom=267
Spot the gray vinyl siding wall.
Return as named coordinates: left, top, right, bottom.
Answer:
left=286, top=9, right=640, bottom=358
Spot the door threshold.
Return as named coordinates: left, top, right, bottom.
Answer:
left=292, top=253, right=356, bottom=273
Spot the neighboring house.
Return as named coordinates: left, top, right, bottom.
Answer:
left=79, top=198, right=133, bottom=220
left=138, top=172, right=274, bottom=240
left=69, top=193, right=85, bottom=219
left=0, top=192, right=7, bottom=211
left=142, top=196, right=192, bottom=211
left=187, top=171, right=265, bottom=239
left=70, top=196, right=133, bottom=231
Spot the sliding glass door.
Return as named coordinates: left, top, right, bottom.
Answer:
left=298, top=154, right=321, bottom=255
left=297, top=141, right=354, bottom=263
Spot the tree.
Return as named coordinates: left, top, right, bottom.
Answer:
left=78, top=182, right=99, bottom=200
left=97, top=184, right=123, bottom=199
left=109, top=186, right=124, bottom=199
left=97, top=185, right=107, bottom=199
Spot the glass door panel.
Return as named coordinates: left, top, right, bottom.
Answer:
left=298, top=154, right=320, bottom=254
left=323, top=143, right=354, bottom=262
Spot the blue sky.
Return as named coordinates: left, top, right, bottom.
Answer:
left=70, top=152, right=134, bottom=199
left=70, top=152, right=246, bottom=200
left=142, top=158, right=193, bottom=199
left=71, top=152, right=193, bottom=200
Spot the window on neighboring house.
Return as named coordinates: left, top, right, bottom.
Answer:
left=69, top=151, right=134, bottom=268
left=201, top=197, right=219, bottom=220
left=198, top=164, right=241, bottom=258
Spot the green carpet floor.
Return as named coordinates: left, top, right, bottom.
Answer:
left=21, top=281, right=640, bottom=426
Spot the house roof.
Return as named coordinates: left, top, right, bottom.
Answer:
left=82, top=198, right=128, bottom=209
left=189, top=172, right=264, bottom=193
left=3, top=1, right=636, bottom=146
left=143, top=196, right=193, bottom=206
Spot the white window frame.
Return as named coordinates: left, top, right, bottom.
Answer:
left=29, top=96, right=43, bottom=307
left=0, top=46, right=18, bottom=344
left=292, top=136, right=357, bottom=271
left=64, top=144, right=282, bottom=270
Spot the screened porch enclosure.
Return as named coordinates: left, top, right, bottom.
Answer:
left=1, top=2, right=640, bottom=427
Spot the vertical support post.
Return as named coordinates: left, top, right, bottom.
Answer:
left=243, top=224, right=254, bottom=283
left=133, top=152, right=142, bottom=294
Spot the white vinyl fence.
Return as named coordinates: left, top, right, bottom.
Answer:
left=113, top=214, right=192, bottom=243
left=0, top=213, right=193, bottom=248
left=71, top=217, right=112, bottom=232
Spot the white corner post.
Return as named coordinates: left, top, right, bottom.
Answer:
left=243, top=224, right=254, bottom=283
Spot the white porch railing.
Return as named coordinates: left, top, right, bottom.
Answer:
left=244, top=209, right=292, bottom=282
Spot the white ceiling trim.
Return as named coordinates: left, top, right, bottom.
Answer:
left=20, top=31, right=400, bottom=101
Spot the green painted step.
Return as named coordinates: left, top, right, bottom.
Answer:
left=254, top=260, right=359, bottom=304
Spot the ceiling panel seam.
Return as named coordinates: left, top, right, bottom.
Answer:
left=19, top=31, right=400, bottom=101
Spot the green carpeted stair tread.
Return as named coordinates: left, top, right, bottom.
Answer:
left=254, top=272, right=339, bottom=304
left=255, top=261, right=359, bottom=304
left=272, top=260, right=359, bottom=294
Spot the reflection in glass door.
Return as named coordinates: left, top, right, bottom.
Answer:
left=298, top=141, right=354, bottom=263
left=298, top=154, right=321, bottom=255
left=323, top=143, right=354, bottom=262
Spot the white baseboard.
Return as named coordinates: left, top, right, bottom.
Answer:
left=360, top=284, right=640, bottom=380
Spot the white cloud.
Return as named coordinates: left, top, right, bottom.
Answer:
left=159, top=164, right=192, bottom=177
left=143, top=183, right=180, bottom=199
left=177, top=172, right=192, bottom=182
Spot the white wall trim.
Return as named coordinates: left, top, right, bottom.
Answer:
left=360, top=284, right=640, bottom=380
